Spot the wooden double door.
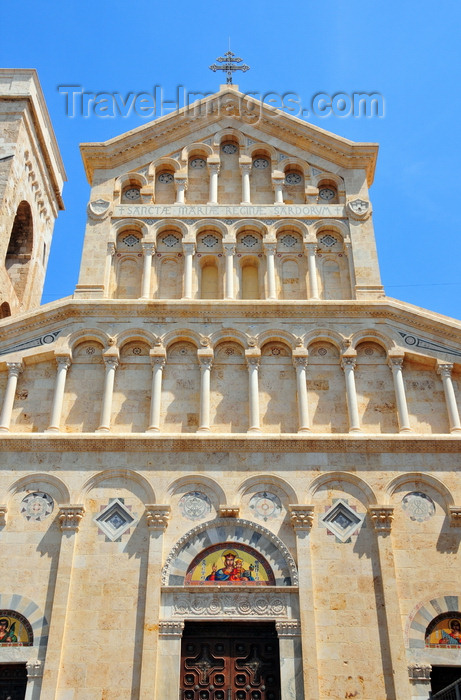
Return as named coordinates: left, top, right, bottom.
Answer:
left=180, top=622, right=280, bottom=700
left=0, top=664, right=27, bottom=700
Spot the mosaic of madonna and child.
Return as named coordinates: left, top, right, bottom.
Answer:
left=185, top=543, right=275, bottom=585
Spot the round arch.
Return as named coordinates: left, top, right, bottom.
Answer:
left=161, top=518, right=298, bottom=586
left=238, top=474, right=298, bottom=505
left=166, top=474, right=226, bottom=506
left=162, top=330, right=201, bottom=351
left=78, top=469, right=155, bottom=504
left=6, top=472, right=70, bottom=505
left=385, top=473, right=454, bottom=508
left=307, top=471, right=378, bottom=507
left=0, top=593, right=48, bottom=650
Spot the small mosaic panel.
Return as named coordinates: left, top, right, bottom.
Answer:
left=280, top=234, right=298, bottom=248
left=179, top=491, right=212, bottom=521
left=285, top=172, right=302, bottom=185
left=20, top=492, right=54, bottom=522
left=94, top=498, right=136, bottom=541
left=426, top=612, right=461, bottom=647
left=241, top=234, right=258, bottom=248
left=162, top=234, right=180, bottom=248
left=122, top=234, right=140, bottom=247
left=253, top=158, right=269, bottom=169
left=201, top=234, right=219, bottom=248
left=319, top=234, right=337, bottom=248
left=249, top=492, right=282, bottom=521
left=0, top=611, right=33, bottom=646
left=402, top=492, right=435, bottom=522
left=320, top=499, right=365, bottom=543
left=185, top=543, right=275, bottom=585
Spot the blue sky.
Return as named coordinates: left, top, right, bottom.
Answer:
left=2, top=0, right=460, bottom=319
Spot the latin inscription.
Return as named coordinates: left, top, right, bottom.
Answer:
left=114, top=204, right=345, bottom=218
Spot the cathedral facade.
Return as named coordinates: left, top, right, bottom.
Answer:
left=1, top=69, right=461, bottom=700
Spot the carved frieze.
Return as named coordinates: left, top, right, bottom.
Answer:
left=171, top=591, right=287, bottom=618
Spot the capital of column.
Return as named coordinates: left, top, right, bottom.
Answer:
left=239, top=162, right=252, bottom=174
left=289, top=505, right=314, bottom=530
left=6, top=361, right=24, bottom=378
left=0, top=505, right=7, bottom=527
left=341, top=356, right=357, bottom=371
left=150, top=347, right=166, bottom=366
left=369, top=506, right=394, bottom=532
left=182, top=241, right=196, bottom=255
left=304, top=241, right=318, bottom=253
left=174, top=176, right=188, bottom=189
left=56, top=354, right=72, bottom=370
left=408, top=664, right=431, bottom=682
left=142, top=242, right=155, bottom=255
left=208, top=162, right=220, bottom=174
left=388, top=356, right=404, bottom=372
left=58, top=505, right=85, bottom=532
left=263, top=242, right=277, bottom=255
left=293, top=356, right=309, bottom=369
left=275, top=620, right=302, bottom=637
left=103, top=356, right=119, bottom=370
left=218, top=505, right=240, bottom=518
left=437, top=362, right=454, bottom=378
left=198, top=356, right=213, bottom=371
left=26, top=659, right=43, bottom=680
left=158, top=620, right=185, bottom=637
left=449, top=506, right=461, bottom=527
left=145, top=504, right=171, bottom=531
left=107, top=241, right=116, bottom=256
left=223, top=242, right=236, bottom=256
left=246, top=356, right=260, bottom=369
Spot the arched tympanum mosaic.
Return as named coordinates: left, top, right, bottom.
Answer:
left=185, top=543, right=276, bottom=585
left=406, top=595, right=461, bottom=649
left=0, top=594, right=48, bottom=649
left=162, top=519, right=298, bottom=586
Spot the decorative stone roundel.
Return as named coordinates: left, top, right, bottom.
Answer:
left=249, top=492, right=282, bottom=521
left=124, top=188, right=140, bottom=200
left=253, top=158, right=269, bottom=169
left=190, top=158, right=206, bottom=169
left=222, top=143, right=237, bottom=154
left=179, top=492, right=212, bottom=521
left=319, top=187, right=336, bottom=200
left=158, top=172, right=174, bottom=184
left=20, top=492, right=54, bottom=522
left=402, top=492, right=435, bottom=522
left=285, top=172, right=302, bottom=185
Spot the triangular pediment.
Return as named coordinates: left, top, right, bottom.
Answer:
left=80, top=86, right=378, bottom=184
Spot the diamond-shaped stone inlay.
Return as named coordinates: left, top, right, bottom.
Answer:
left=94, top=499, right=136, bottom=541
left=122, top=234, right=140, bottom=247
left=280, top=234, right=297, bottom=248
left=202, top=234, right=219, bottom=248
left=241, top=234, right=258, bottom=248
left=319, top=234, right=337, bottom=248
left=320, top=499, right=364, bottom=543
left=162, top=234, right=180, bottom=248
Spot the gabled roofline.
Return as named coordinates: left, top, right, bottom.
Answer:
left=80, top=86, right=378, bottom=186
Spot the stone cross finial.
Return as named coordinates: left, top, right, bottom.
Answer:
left=209, top=51, right=250, bottom=84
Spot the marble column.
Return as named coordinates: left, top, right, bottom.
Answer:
left=40, top=505, right=85, bottom=700
left=96, top=354, right=119, bottom=432
left=388, top=356, right=412, bottom=432
left=305, top=242, right=320, bottom=300
left=341, top=356, right=362, bottom=433
left=264, top=242, right=277, bottom=300
left=182, top=242, right=195, bottom=299
left=139, top=505, right=170, bottom=700
left=0, top=361, right=23, bottom=433
left=223, top=243, right=236, bottom=299
left=245, top=350, right=261, bottom=433
left=438, top=363, right=461, bottom=433
left=147, top=349, right=166, bottom=432
left=369, top=506, right=412, bottom=699
left=272, top=172, right=285, bottom=204
left=104, top=241, right=116, bottom=297
left=288, top=506, right=319, bottom=700
left=207, top=163, right=220, bottom=204
left=198, top=348, right=213, bottom=432
left=293, top=354, right=310, bottom=432
left=240, top=163, right=252, bottom=204
left=276, top=621, right=305, bottom=700
left=141, top=242, right=155, bottom=299
left=156, top=621, right=185, bottom=700
left=25, top=659, right=43, bottom=700
left=46, top=354, right=72, bottom=433
left=174, top=176, right=187, bottom=204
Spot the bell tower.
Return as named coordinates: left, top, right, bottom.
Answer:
left=0, top=69, right=65, bottom=317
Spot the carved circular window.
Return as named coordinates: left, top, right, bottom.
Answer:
left=190, top=158, right=206, bottom=169
left=319, top=187, right=336, bottom=200
left=158, top=172, right=174, bottom=184
left=222, top=143, right=237, bottom=154
left=285, top=172, right=302, bottom=185
left=253, top=158, right=269, bottom=169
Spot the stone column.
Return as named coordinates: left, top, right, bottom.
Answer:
left=305, top=242, right=320, bottom=300
left=141, top=242, right=155, bottom=299
left=341, top=356, right=362, bottom=433
left=0, top=361, right=23, bottom=433
left=245, top=349, right=261, bottom=433
left=276, top=621, right=304, bottom=700
left=240, top=162, right=252, bottom=204
left=182, top=242, right=195, bottom=299
left=40, top=505, right=85, bottom=700
left=438, top=363, right=461, bottom=433
left=147, top=348, right=166, bottom=432
left=293, top=351, right=310, bottom=433
left=103, top=241, right=116, bottom=297
left=369, top=507, right=412, bottom=699
left=197, top=347, right=213, bottom=433
left=96, top=353, right=119, bottom=432
left=139, top=505, right=171, bottom=700
left=156, top=621, right=185, bottom=700
left=288, top=506, right=319, bottom=700
left=344, top=241, right=357, bottom=299
left=46, top=354, right=72, bottom=433
left=388, top=356, right=412, bottom=433
left=264, top=242, right=277, bottom=300
left=25, top=659, right=43, bottom=700
left=174, top=176, right=187, bottom=204
left=223, top=243, right=236, bottom=299
left=272, top=171, right=285, bottom=204
left=207, top=163, right=220, bottom=204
